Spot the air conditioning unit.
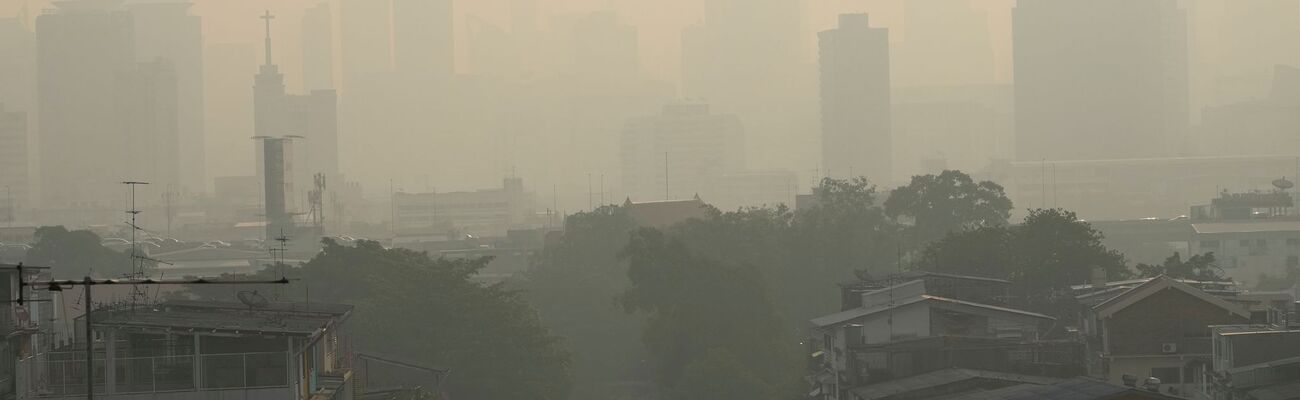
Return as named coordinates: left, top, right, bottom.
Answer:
left=1161, top=343, right=1178, bottom=354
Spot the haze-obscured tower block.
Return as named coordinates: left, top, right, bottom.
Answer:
left=621, top=102, right=745, bottom=202
left=301, top=2, right=335, bottom=91
left=340, top=0, right=392, bottom=93
left=819, top=14, right=891, bottom=182
left=0, top=104, right=28, bottom=221
left=568, top=11, right=638, bottom=82
left=1014, top=0, right=1189, bottom=161
left=128, top=1, right=204, bottom=192
left=118, top=60, right=181, bottom=189
left=36, top=1, right=136, bottom=207
left=392, top=0, right=453, bottom=77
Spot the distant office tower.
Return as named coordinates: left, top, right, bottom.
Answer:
left=127, top=1, right=204, bottom=192
left=568, top=11, right=638, bottom=81
left=392, top=0, right=453, bottom=77
left=118, top=60, right=182, bottom=189
left=898, top=0, right=995, bottom=87
left=0, top=104, right=29, bottom=220
left=621, top=102, right=745, bottom=202
left=819, top=14, right=892, bottom=182
left=680, top=0, right=810, bottom=175
left=36, top=1, right=136, bottom=207
left=682, top=0, right=802, bottom=100
left=340, top=0, right=392, bottom=93
left=1014, top=0, right=1189, bottom=161
left=0, top=18, right=35, bottom=131
left=1217, top=0, right=1300, bottom=102
left=205, top=42, right=256, bottom=177
left=254, top=12, right=340, bottom=196
left=301, top=2, right=335, bottom=91
left=261, top=137, right=294, bottom=240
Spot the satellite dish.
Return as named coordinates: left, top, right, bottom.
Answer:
left=1274, top=178, right=1295, bottom=190
left=237, top=290, right=269, bottom=310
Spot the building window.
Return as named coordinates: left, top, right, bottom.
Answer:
left=1290, top=256, right=1299, bottom=268
left=1200, top=241, right=1220, bottom=249
left=1240, top=239, right=1251, bottom=248
left=1289, top=238, right=1300, bottom=248
left=1151, top=367, right=1181, bottom=384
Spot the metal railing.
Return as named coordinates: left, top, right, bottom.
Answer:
left=18, top=352, right=288, bottom=397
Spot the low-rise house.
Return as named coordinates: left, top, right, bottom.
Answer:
left=1081, top=276, right=1252, bottom=398
left=1196, top=326, right=1300, bottom=400
left=809, top=279, right=1066, bottom=400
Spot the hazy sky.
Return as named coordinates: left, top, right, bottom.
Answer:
left=5, top=0, right=1016, bottom=85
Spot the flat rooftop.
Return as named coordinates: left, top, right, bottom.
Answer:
left=91, top=300, right=352, bottom=336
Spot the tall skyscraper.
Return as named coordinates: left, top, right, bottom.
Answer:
left=35, top=1, right=136, bottom=207
left=392, top=0, right=453, bottom=77
left=680, top=0, right=812, bottom=175
left=1014, top=0, right=1189, bottom=161
left=301, top=2, right=335, bottom=91
left=819, top=14, right=891, bottom=182
left=0, top=104, right=29, bottom=221
left=118, top=60, right=182, bottom=190
left=127, top=1, right=204, bottom=192
left=340, top=0, right=392, bottom=94
left=1217, top=0, right=1300, bottom=103
left=567, top=11, right=639, bottom=82
left=0, top=18, right=35, bottom=132
left=621, top=102, right=745, bottom=202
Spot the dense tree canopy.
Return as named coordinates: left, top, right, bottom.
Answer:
left=516, top=206, right=647, bottom=400
left=917, top=209, right=1129, bottom=307
left=885, top=170, right=1013, bottom=247
left=621, top=228, right=800, bottom=399
left=25, top=226, right=147, bottom=278
left=197, top=239, right=572, bottom=400
left=1135, top=252, right=1228, bottom=281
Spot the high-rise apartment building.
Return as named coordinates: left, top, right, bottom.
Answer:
left=1014, top=0, right=1189, bottom=161
left=819, top=14, right=891, bottom=182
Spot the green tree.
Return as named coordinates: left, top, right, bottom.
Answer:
left=885, top=170, right=1013, bottom=247
left=621, top=228, right=800, bottom=398
left=199, top=239, right=572, bottom=400
left=787, top=178, right=900, bottom=313
left=915, top=209, right=1129, bottom=308
left=515, top=206, right=647, bottom=400
left=915, top=226, right=1014, bottom=279
left=1135, top=252, right=1228, bottom=281
left=25, top=226, right=148, bottom=278
left=1013, top=208, right=1129, bottom=298
left=673, top=349, right=782, bottom=400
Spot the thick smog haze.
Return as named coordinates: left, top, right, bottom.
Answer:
left=6, top=1, right=1300, bottom=400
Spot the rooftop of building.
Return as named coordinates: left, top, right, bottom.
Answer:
left=622, top=196, right=710, bottom=228
left=90, top=300, right=352, bottom=337
left=810, top=293, right=1053, bottom=328
left=1091, top=275, right=1251, bottom=319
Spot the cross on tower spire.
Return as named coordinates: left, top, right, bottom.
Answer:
left=261, top=10, right=276, bottom=66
